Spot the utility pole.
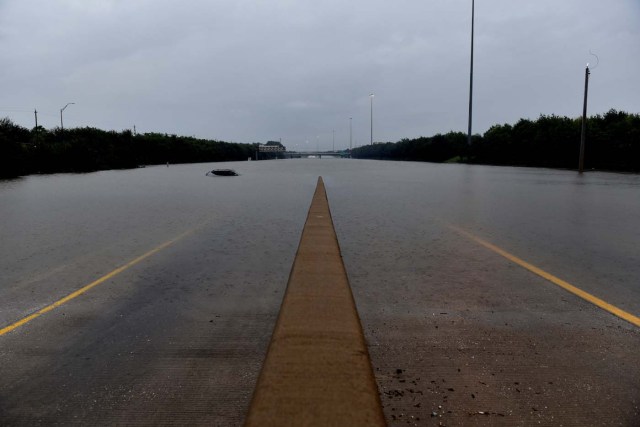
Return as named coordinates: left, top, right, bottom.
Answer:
left=467, top=0, right=475, bottom=146
left=332, top=129, right=335, bottom=151
left=578, top=65, right=590, bottom=174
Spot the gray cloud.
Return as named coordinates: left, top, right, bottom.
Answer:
left=1, top=0, right=638, bottom=150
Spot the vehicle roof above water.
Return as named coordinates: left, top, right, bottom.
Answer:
left=206, top=169, right=239, bottom=176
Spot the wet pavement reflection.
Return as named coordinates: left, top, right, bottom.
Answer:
left=1, top=159, right=638, bottom=425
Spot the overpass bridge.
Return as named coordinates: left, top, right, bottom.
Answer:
left=283, top=151, right=350, bottom=158
left=257, top=144, right=350, bottom=159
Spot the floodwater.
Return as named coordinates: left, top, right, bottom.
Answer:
left=2, top=159, right=638, bottom=318
left=1, top=159, right=639, bottom=425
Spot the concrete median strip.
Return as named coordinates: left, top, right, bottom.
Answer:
left=245, top=177, right=385, bottom=427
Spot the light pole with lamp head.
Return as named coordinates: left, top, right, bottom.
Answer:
left=578, top=64, right=591, bottom=173
left=332, top=129, right=335, bottom=152
left=60, top=102, right=75, bottom=131
left=349, top=117, right=352, bottom=156
left=369, top=94, right=374, bottom=145
left=467, top=0, right=474, bottom=147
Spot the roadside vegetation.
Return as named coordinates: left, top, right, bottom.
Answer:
left=0, top=119, right=257, bottom=178
left=1, top=109, right=639, bottom=178
left=352, top=109, right=640, bottom=172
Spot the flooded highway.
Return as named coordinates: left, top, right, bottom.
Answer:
left=1, top=159, right=639, bottom=425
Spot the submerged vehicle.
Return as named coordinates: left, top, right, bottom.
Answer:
left=206, top=169, right=239, bottom=177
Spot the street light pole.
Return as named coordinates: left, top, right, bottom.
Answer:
left=332, top=129, right=335, bottom=152
left=370, top=93, right=374, bottom=145
left=578, top=65, right=590, bottom=174
left=60, top=102, right=75, bottom=131
left=467, top=0, right=474, bottom=146
left=34, top=109, right=38, bottom=142
left=349, top=117, right=353, bottom=155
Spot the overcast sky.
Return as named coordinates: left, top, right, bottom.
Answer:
left=1, top=0, right=638, bottom=150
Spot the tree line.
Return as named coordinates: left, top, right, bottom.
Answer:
left=2, top=109, right=639, bottom=178
left=352, top=109, right=640, bottom=172
left=0, top=120, right=258, bottom=178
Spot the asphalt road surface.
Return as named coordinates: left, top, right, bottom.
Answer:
left=1, top=160, right=638, bottom=426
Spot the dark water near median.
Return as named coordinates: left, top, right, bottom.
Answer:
left=1, top=159, right=639, bottom=321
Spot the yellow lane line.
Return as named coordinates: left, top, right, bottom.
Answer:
left=0, top=230, right=192, bottom=337
left=448, top=224, right=640, bottom=328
